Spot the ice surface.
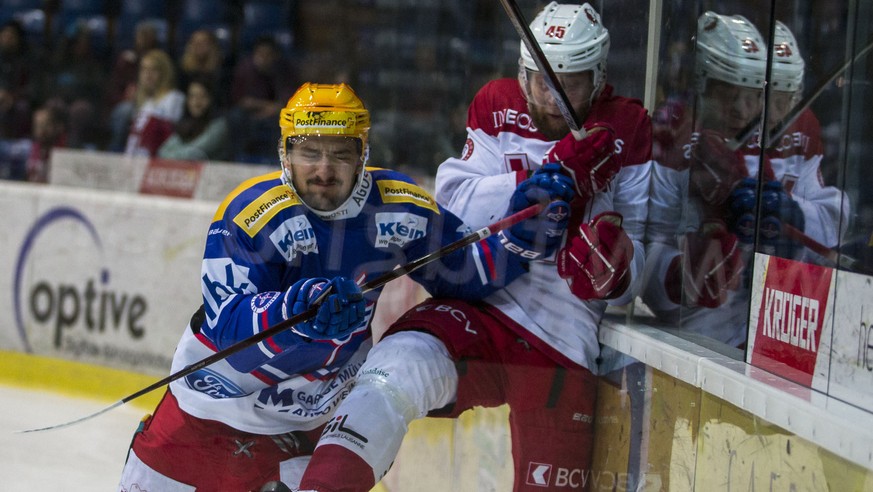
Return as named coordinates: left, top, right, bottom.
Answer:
left=0, top=385, right=147, bottom=491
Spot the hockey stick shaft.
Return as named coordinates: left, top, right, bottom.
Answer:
left=19, top=203, right=543, bottom=433
left=498, top=0, right=587, bottom=140
left=782, top=224, right=859, bottom=270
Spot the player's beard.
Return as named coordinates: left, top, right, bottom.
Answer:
left=528, top=101, right=590, bottom=141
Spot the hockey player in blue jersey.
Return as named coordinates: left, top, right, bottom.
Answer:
left=117, top=82, right=574, bottom=491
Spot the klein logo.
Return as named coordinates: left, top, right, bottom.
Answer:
left=374, top=212, right=428, bottom=248
left=271, top=216, right=318, bottom=261
left=527, top=462, right=552, bottom=487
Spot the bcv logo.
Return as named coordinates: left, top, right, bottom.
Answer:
left=185, top=368, right=245, bottom=398
left=271, top=216, right=318, bottom=261
left=374, top=212, right=428, bottom=248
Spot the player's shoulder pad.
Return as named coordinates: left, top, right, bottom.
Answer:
left=213, top=171, right=302, bottom=237
left=369, top=167, right=440, bottom=214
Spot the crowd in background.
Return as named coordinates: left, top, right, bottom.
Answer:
left=0, top=1, right=303, bottom=182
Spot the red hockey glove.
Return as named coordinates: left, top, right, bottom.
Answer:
left=557, top=212, right=633, bottom=300
left=546, top=123, right=619, bottom=198
left=665, top=220, right=745, bottom=308
left=689, top=130, right=748, bottom=206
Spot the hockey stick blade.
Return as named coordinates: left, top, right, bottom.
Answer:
left=17, top=203, right=543, bottom=433
left=497, top=0, right=587, bottom=140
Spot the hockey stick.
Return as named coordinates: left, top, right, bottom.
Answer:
left=727, top=37, right=873, bottom=151
left=498, top=0, right=587, bottom=140
left=18, top=203, right=544, bottom=433
left=782, top=224, right=860, bottom=270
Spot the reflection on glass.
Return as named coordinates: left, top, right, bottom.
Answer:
left=644, top=12, right=768, bottom=353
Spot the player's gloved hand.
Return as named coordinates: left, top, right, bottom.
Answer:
left=499, top=163, right=574, bottom=260
left=557, top=212, right=633, bottom=300
left=689, top=130, right=748, bottom=206
left=727, top=177, right=757, bottom=244
left=282, top=277, right=366, bottom=340
left=546, top=123, right=619, bottom=198
left=665, top=220, right=744, bottom=308
left=760, top=180, right=806, bottom=257
left=729, top=178, right=806, bottom=258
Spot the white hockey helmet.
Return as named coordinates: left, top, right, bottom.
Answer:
left=520, top=2, right=610, bottom=93
left=695, top=11, right=767, bottom=92
left=771, top=21, right=805, bottom=93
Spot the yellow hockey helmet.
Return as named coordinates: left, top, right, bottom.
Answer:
left=279, top=82, right=370, bottom=152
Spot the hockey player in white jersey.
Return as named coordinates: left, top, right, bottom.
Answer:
left=643, top=12, right=849, bottom=347
left=299, top=3, right=652, bottom=491
left=116, top=82, right=572, bottom=491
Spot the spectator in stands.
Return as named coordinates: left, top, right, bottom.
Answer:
left=157, top=77, right=230, bottom=161
left=228, top=35, right=296, bottom=163
left=41, top=21, right=108, bottom=149
left=106, top=20, right=162, bottom=151
left=0, top=79, right=30, bottom=139
left=25, top=99, right=67, bottom=183
left=0, top=20, right=35, bottom=105
left=175, top=29, right=229, bottom=108
left=123, top=49, right=184, bottom=157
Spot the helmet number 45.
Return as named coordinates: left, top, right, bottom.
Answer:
left=545, top=25, right=566, bottom=39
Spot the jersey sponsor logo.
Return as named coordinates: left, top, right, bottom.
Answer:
left=251, top=291, right=280, bottom=313
left=184, top=368, right=245, bottom=398
left=374, top=212, right=428, bottom=248
left=376, top=180, right=439, bottom=213
left=232, top=185, right=299, bottom=237
left=270, top=216, right=318, bottom=261
left=492, top=108, right=538, bottom=132
left=527, top=462, right=592, bottom=488
left=527, top=462, right=552, bottom=487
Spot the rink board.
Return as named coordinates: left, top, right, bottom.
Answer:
left=2, top=170, right=872, bottom=489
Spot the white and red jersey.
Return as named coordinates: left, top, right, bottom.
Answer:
left=644, top=105, right=849, bottom=346
left=125, top=89, right=185, bottom=157
left=436, top=78, right=653, bottom=371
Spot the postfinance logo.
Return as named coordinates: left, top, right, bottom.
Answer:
left=376, top=180, right=439, bottom=213
left=233, top=185, right=298, bottom=237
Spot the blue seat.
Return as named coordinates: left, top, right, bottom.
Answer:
left=118, top=0, right=168, bottom=20
left=11, top=9, right=46, bottom=47
left=178, top=0, right=228, bottom=27
left=243, top=2, right=291, bottom=30
left=115, top=17, right=168, bottom=52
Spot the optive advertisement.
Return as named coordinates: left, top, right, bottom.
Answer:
left=0, top=182, right=213, bottom=376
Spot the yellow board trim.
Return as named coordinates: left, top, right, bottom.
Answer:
left=0, top=351, right=163, bottom=412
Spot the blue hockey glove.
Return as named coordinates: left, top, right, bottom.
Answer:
left=499, top=163, right=574, bottom=260
left=760, top=180, right=805, bottom=257
left=728, top=177, right=758, bottom=244
left=282, top=277, right=366, bottom=340
left=729, top=178, right=806, bottom=257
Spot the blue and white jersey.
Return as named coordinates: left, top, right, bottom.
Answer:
left=170, top=167, right=527, bottom=434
